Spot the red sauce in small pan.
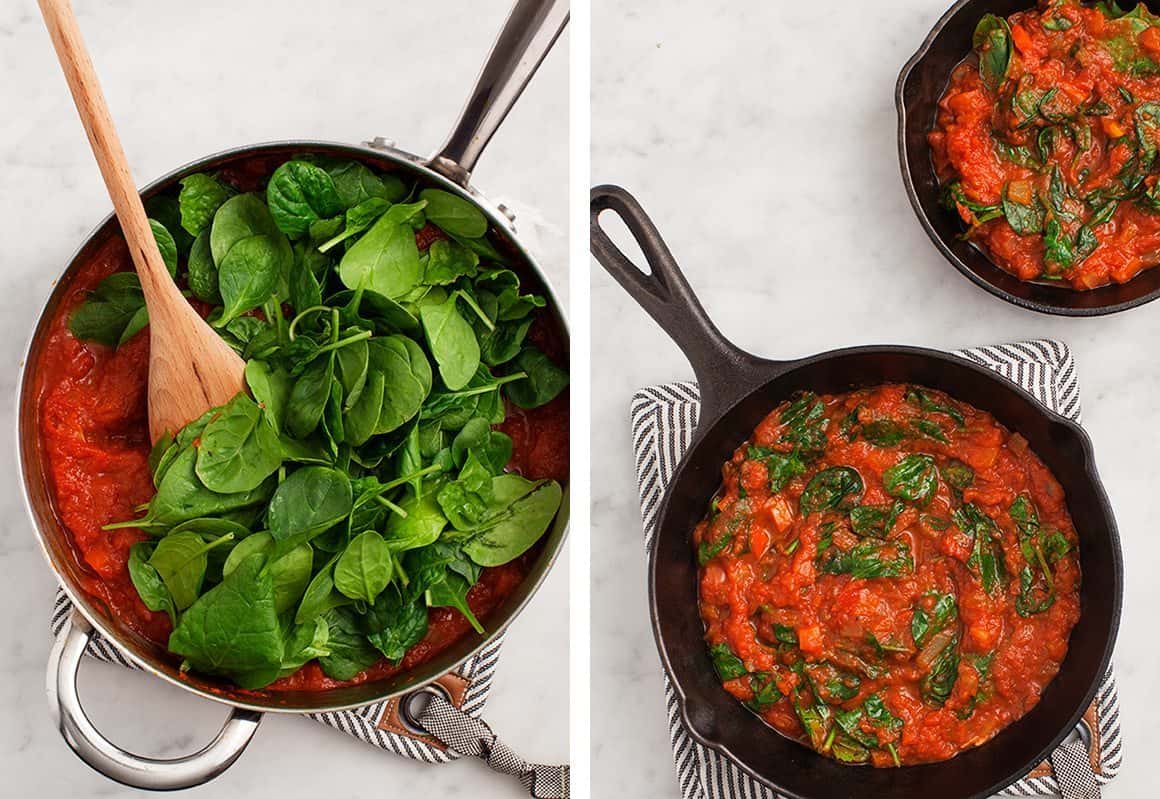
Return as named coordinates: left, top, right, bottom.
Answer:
left=35, top=220, right=568, bottom=693
left=694, top=385, right=1080, bottom=766
left=931, top=0, right=1160, bottom=288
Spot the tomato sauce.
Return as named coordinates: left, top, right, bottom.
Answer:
left=694, top=385, right=1080, bottom=766
left=930, top=0, right=1160, bottom=288
left=35, top=222, right=568, bottom=693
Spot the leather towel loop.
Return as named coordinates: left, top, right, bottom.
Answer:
left=416, top=693, right=569, bottom=798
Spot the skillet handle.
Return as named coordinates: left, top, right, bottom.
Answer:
left=428, top=0, right=568, bottom=185
left=590, top=184, right=774, bottom=421
left=47, top=610, right=262, bottom=790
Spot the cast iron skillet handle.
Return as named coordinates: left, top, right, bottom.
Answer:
left=591, top=184, right=775, bottom=421
left=427, top=0, right=568, bottom=186
left=47, top=610, right=262, bottom=791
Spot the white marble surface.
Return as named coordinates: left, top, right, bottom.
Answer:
left=0, top=2, right=567, bottom=797
left=592, top=1, right=1158, bottom=797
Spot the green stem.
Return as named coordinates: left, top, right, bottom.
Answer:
left=288, top=305, right=330, bottom=341
left=318, top=227, right=357, bottom=254
left=264, top=298, right=287, bottom=344
left=315, top=329, right=372, bottom=356
left=375, top=496, right=408, bottom=517
left=102, top=518, right=160, bottom=531
left=394, top=558, right=410, bottom=586
left=436, top=372, right=526, bottom=400
left=165, top=533, right=235, bottom=574
left=456, top=290, right=495, bottom=332
left=353, top=464, right=444, bottom=510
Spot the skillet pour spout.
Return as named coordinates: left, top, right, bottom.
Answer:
left=591, top=184, right=1122, bottom=798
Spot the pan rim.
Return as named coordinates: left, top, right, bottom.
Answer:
left=17, top=138, right=570, bottom=714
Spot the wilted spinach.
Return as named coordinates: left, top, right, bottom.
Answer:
left=800, top=467, right=863, bottom=515
left=974, top=13, right=1013, bottom=92
left=883, top=454, right=939, bottom=505
left=954, top=503, right=1009, bottom=594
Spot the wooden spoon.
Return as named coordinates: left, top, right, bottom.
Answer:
left=38, top=0, right=245, bottom=442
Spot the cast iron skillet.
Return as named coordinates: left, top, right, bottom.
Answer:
left=17, top=1, right=568, bottom=790
left=897, top=0, right=1160, bottom=316
left=590, top=184, right=1122, bottom=798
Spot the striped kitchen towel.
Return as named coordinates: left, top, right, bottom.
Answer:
left=629, top=339, right=1122, bottom=799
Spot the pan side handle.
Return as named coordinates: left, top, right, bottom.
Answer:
left=47, top=610, right=262, bottom=790
left=590, top=184, right=780, bottom=421
left=428, top=0, right=568, bottom=185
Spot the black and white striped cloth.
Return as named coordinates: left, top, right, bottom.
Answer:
left=49, top=592, right=504, bottom=764
left=629, top=340, right=1122, bottom=799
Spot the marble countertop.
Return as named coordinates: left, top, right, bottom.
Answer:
left=592, top=1, right=1158, bottom=797
left=0, top=2, right=567, bottom=797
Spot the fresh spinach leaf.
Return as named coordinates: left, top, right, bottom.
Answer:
left=361, top=585, right=429, bottom=662
left=425, top=239, right=480, bottom=284
left=338, top=202, right=427, bottom=298
left=68, top=272, right=147, bottom=347
left=421, top=294, right=481, bottom=391
left=427, top=572, right=485, bottom=634
left=149, top=219, right=179, bottom=278
left=286, top=353, right=334, bottom=438
left=325, top=160, right=406, bottom=208
left=373, top=335, right=433, bottom=433
left=419, top=188, right=488, bottom=238
left=195, top=394, right=284, bottom=493
left=149, top=530, right=234, bottom=611
left=127, top=542, right=176, bottom=625
left=334, top=530, right=393, bottom=603
left=214, top=234, right=283, bottom=327
left=187, top=229, right=220, bottom=303
left=451, top=417, right=513, bottom=473
left=168, top=554, right=284, bottom=682
left=504, top=345, right=569, bottom=409
left=266, top=160, right=344, bottom=238
left=179, top=173, right=233, bottom=237
left=267, top=466, right=353, bottom=546
left=245, top=359, right=292, bottom=434
left=317, top=606, right=380, bottom=681
left=462, top=475, right=563, bottom=566
left=384, top=487, right=449, bottom=552
left=210, top=193, right=292, bottom=277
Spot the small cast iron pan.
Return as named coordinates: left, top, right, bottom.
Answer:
left=897, top=0, right=1160, bottom=316
left=590, top=184, right=1123, bottom=798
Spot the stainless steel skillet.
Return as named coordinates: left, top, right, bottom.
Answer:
left=18, top=1, right=569, bottom=790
